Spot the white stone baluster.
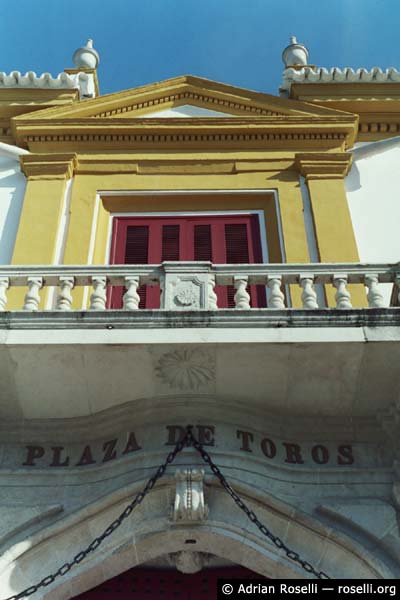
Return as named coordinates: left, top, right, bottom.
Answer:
left=208, top=274, right=218, bottom=310
left=89, top=277, right=107, bottom=310
left=23, top=277, right=43, bottom=311
left=56, top=277, right=74, bottom=310
left=0, top=278, right=9, bottom=311
left=233, top=276, right=250, bottom=309
left=123, top=276, right=140, bottom=310
left=267, top=276, right=285, bottom=309
left=333, top=275, right=352, bottom=309
left=300, top=274, right=318, bottom=309
left=365, top=274, right=385, bottom=308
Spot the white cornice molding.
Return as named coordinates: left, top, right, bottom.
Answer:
left=281, top=66, right=400, bottom=93
left=0, top=70, right=95, bottom=98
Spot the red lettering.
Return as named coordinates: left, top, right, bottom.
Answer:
left=261, top=438, right=276, bottom=459
left=337, top=444, right=354, bottom=465
left=237, top=430, right=254, bottom=452
left=23, top=445, right=45, bottom=467
left=102, top=439, right=118, bottom=462
left=165, top=425, right=186, bottom=446
left=76, top=445, right=96, bottom=466
left=311, top=444, right=329, bottom=465
left=283, top=443, right=304, bottom=464
left=50, top=446, right=70, bottom=467
left=122, top=432, right=142, bottom=455
left=197, top=425, right=215, bottom=446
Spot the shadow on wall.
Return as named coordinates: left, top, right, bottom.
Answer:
left=0, top=159, right=26, bottom=264
left=346, top=162, right=361, bottom=192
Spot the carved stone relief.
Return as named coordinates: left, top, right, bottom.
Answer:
left=168, top=551, right=209, bottom=574
left=155, top=348, right=215, bottom=390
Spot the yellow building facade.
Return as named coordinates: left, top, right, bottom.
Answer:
left=0, top=38, right=399, bottom=599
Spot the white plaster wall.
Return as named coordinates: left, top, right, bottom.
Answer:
left=0, top=156, right=26, bottom=264
left=346, top=140, right=400, bottom=265
left=144, top=104, right=230, bottom=118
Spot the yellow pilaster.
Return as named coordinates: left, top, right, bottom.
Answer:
left=9, top=153, right=77, bottom=308
left=276, top=173, right=310, bottom=307
left=295, top=153, right=366, bottom=307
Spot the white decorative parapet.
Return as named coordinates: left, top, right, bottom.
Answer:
left=161, top=262, right=218, bottom=310
left=0, top=261, right=398, bottom=311
left=281, top=66, right=400, bottom=93
left=0, top=71, right=96, bottom=98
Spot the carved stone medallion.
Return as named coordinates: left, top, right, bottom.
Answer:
left=155, top=348, right=215, bottom=390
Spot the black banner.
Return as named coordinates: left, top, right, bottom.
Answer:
left=217, top=580, right=399, bottom=600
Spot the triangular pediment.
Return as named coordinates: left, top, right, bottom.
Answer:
left=12, top=75, right=358, bottom=149
left=13, top=74, right=350, bottom=121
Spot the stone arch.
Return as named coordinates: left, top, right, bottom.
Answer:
left=2, top=479, right=392, bottom=600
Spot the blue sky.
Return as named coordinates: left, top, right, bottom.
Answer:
left=0, top=0, right=397, bottom=96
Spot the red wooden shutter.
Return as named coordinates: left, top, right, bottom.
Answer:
left=110, top=214, right=266, bottom=309
left=225, top=223, right=249, bottom=307
left=225, top=223, right=250, bottom=263
left=162, top=225, right=180, bottom=261
left=194, top=225, right=212, bottom=261
left=125, top=226, right=149, bottom=263
left=124, top=226, right=149, bottom=308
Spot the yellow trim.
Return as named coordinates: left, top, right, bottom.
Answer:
left=11, top=74, right=358, bottom=151
left=0, top=88, right=79, bottom=144
left=290, top=82, right=400, bottom=142
left=59, top=163, right=311, bottom=307
left=20, top=153, right=77, bottom=180
left=295, top=153, right=365, bottom=307
left=5, top=75, right=370, bottom=311
left=13, top=74, right=349, bottom=121
left=9, top=177, right=69, bottom=309
left=9, top=148, right=365, bottom=310
left=7, top=154, right=77, bottom=309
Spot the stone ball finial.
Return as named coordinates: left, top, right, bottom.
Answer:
left=282, top=36, right=309, bottom=68
left=72, top=38, right=100, bottom=69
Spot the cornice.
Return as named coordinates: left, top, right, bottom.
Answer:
left=20, top=153, right=78, bottom=180
left=295, top=152, right=352, bottom=180
left=75, top=156, right=296, bottom=175
left=13, top=116, right=357, bottom=151
left=358, top=120, right=400, bottom=136
left=11, top=74, right=351, bottom=122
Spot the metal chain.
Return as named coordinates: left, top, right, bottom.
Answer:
left=3, top=426, right=329, bottom=599
left=3, top=436, right=187, bottom=600
left=185, top=427, right=330, bottom=580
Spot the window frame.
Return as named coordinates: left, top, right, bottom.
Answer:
left=106, top=209, right=270, bottom=266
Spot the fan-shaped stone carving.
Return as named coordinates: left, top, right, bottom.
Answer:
left=155, top=348, right=214, bottom=390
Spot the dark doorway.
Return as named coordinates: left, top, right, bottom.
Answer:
left=73, top=566, right=267, bottom=599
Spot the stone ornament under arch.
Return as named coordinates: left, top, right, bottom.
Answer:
left=1, top=478, right=390, bottom=600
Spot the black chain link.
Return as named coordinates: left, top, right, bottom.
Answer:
left=186, top=427, right=330, bottom=580
left=3, top=426, right=329, bottom=599
left=3, top=437, right=186, bottom=600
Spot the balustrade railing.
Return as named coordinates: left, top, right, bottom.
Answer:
left=0, top=262, right=398, bottom=311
